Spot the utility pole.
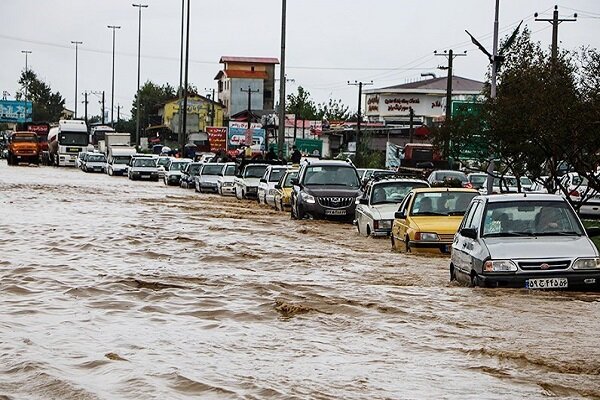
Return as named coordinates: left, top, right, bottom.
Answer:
left=181, top=0, right=191, bottom=155
left=133, top=3, right=148, bottom=148
left=277, top=0, right=287, bottom=159
left=83, top=91, right=89, bottom=124
left=117, top=104, right=121, bottom=124
left=535, top=5, right=577, bottom=63
left=178, top=0, right=185, bottom=154
left=435, top=49, right=466, bottom=159
left=101, top=91, right=106, bottom=124
left=241, top=85, right=260, bottom=130
left=21, top=50, right=32, bottom=101
left=108, top=25, right=121, bottom=127
left=408, top=107, right=415, bottom=143
left=71, top=41, right=83, bottom=119
left=347, top=80, right=373, bottom=156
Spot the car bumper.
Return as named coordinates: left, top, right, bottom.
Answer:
left=409, top=240, right=452, bottom=254
left=166, top=175, right=181, bottom=184
left=371, top=228, right=392, bottom=237
left=244, top=187, right=258, bottom=197
left=479, top=271, right=600, bottom=289
left=220, top=185, right=236, bottom=195
left=200, top=183, right=218, bottom=192
left=132, top=172, right=158, bottom=180
left=302, top=203, right=356, bottom=220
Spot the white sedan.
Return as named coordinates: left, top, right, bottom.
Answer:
left=257, top=165, right=289, bottom=206
left=216, top=163, right=237, bottom=196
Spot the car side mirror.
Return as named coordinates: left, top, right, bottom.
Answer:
left=460, top=227, right=478, bottom=240
left=260, top=178, right=267, bottom=183
left=290, top=178, right=299, bottom=186
left=585, top=226, right=600, bottom=237
left=274, top=183, right=282, bottom=189
left=359, top=197, right=368, bottom=205
left=394, top=211, right=406, bottom=219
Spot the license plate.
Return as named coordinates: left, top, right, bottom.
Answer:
left=526, top=278, right=568, bottom=289
left=325, top=209, right=347, bottom=216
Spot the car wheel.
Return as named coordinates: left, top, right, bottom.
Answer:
left=296, top=203, right=305, bottom=220
left=470, top=272, right=480, bottom=287
left=405, top=237, right=411, bottom=253
left=450, top=264, right=456, bottom=281
left=108, top=168, right=113, bottom=176
left=366, top=225, right=371, bottom=237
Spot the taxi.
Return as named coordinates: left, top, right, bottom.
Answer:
left=391, top=187, right=478, bottom=254
left=274, top=168, right=299, bottom=211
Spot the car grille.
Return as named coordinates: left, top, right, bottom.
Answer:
left=317, top=196, right=354, bottom=208
left=438, top=234, right=455, bottom=242
left=518, top=260, right=571, bottom=271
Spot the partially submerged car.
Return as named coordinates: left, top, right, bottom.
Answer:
left=258, top=165, right=289, bottom=206
left=451, top=193, right=600, bottom=290
left=427, top=170, right=469, bottom=187
left=163, top=158, right=192, bottom=186
left=196, top=162, right=225, bottom=193
left=234, top=163, right=269, bottom=199
left=355, top=177, right=430, bottom=237
left=391, top=188, right=478, bottom=254
left=180, top=162, right=203, bottom=189
left=128, top=156, right=159, bottom=181
left=274, top=169, right=299, bottom=211
left=82, top=152, right=107, bottom=173
left=216, top=162, right=237, bottom=196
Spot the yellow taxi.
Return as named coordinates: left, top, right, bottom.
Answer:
left=391, top=187, right=478, bottom=254
left=274, top=168, right=299, bottom=211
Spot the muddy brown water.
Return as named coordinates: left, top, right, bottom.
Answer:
left=0, top=162, right=599, bottom=399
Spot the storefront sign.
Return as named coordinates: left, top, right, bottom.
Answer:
left=365, top=94, right=446, bottom=117
left=295, top=138, right=323, bottom=157
left=206, top=127, right=227, bottom=152
left=0, top=100, right=32, bottom=123
left=228, top=124, right=265, bottom=152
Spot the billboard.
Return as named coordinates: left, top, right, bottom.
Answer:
left=206, top=127, right=227, bottom=152
left=0, top=100, right=32, bottom=123
left=228, top=122, right=265, bottom=152
left=295, top=138, right=323, bottom=157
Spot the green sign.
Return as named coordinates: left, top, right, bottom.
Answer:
left=295, top=138, right=323, bottom=157
left=450, top=101, right=488, bottom=159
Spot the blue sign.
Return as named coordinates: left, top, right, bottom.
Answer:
left=0, top=100, right=33, bottom=123
left=228, top=126, right=266, bottom=152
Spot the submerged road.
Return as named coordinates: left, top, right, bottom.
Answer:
left=0, top=162, right=599, bottom=399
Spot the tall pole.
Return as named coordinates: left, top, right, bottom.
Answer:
left=490, top=0, right=500, bottom=99
left=181, top=0, right=191, bottom=155
left=117, top=104, right=121, bottom=123
left=535, top=5, right=577, bottom=64
left=71, top=41, right=82, bottom=118
left=108, top=26, right=121, bottom=127
left=101, top=91, right=105, bottom=124
left=241, top=86, right=259, bottom=130
left=21, top=50, right=32, bottom=101
left=83, top=91, right=88, bottom=124
left=347, top=80, right=373, bottom=159
left=133, top=3, right=148, bottom=148
left=178, top=0, right=185, bottom=152
left=277, top=0, right=287, bottom=159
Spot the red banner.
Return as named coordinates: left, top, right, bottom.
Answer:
left=206, top=127, right=227, bottom=152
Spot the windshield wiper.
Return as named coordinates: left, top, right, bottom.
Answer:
left=413, top=211, right=449, bottom=216
left=534, top=231, right=582, bottom=236
left=484, top=231, right=535, bottom=237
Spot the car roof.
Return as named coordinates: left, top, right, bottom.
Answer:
left=303, top=159, right=354, bottom=167
left=172, top=158, right=193, bottom=163
left=371, top=178, right=428, bottom=185
left=479, top=193, right=567, bottom=203
left=411, top=187, right=478, bottom=194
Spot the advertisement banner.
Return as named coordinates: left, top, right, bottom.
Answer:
left=206, top=127, right=227, bottom=152
left=228, top=123, right=265, bottom=152
left=0, top=100, right=32, bottom=123
left=295, top=138, right=323, bottom=157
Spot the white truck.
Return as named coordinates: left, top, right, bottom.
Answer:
left=48, top=120, right=90, bottom=167
left=107, top=146, right=137, bottom=176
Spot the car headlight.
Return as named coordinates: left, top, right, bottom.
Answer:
left=483, top=260, right=518, bottom=273
left=300, top=192, right=316, bottom=204
left=572, top=258, right=600, bottom=270
left=415, top=232, right=439, bottom=241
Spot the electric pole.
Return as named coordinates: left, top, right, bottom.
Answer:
left=181, top=0, right=191, bottom=156
left=178, top=0, right=186, bottom=155
left=435, top=49, right=466, bottom=159
left=71, top=41, right=83, bottom=119
left=204, top=88, right=216, bottom=127
left=241, top=85, right=260, bottom=130
left=83, top=91, right=89, bottom=124
left=101, top=91, right=105, bottom=124
left=133, top=3, right=148, bottom=148
left=408, top=107, right=415, bottom=143
left=21, top=50, right=32, bottom=101
left=347, top=80, right=373, bottom=157
left=277, top=0, right=287, bottom=159
left=535, top=5, right=577, bottom=63
left=108, top=25, right=121, bottom=127
left=117, top=104, right=121, bottom=124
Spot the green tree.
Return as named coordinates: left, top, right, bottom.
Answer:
left=130, top=81, right=176, bottom=129
left=16, top=69, right=65, bottom=122
left=286, top=86, right=318, bottom=120
left=316, top=98, right=351, bottom=121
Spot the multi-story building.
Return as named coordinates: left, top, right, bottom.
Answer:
left=214, top=56, right=279, bottom=118
left=159, top=95, right=225, bottom=134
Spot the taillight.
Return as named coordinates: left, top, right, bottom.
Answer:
left=465, top=182, right=473, bottom=188
left=569, top=190, right=581, bottom=198
left=374, top=220, right=379, bottom=229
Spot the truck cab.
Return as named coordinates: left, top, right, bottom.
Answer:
left=7, top=131, right=39, bottom=165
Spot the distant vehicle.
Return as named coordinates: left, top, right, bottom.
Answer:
left=529, top=176, right=550, bottom=193
left=466, top=173, right=488, bottom=190
left=180, top=162, right=203, bottom=189
left=234, top=163, right=269, bottom=199
left=82, top=152, right=107, bottom=173
left=291, top=159, right=361, bottom=221
left=451, top=193, right=600, bottom=290
left=479, top=176, right=521, bottom=195
left=156, top=156, right=171, bottom=179
left=128, top=156, right=159, bottom=181
left=7, top=131, right=39, bottom=165
left=197, top=152, right=216, bottom=164
left=391, top=188, right=478, bottom=254
left=257, top=165, right=289, bottom=206
left=48, top=120, right=89, bottom=167
left=400, top=143, right=447, bottom=169
left=274, top=169, right=299, bottom=211
left=89, top=125, right=115, bottom=148
left=163, top=158, right=192, bottom=186
left=107, top=147, right=134, bottom=176
left=559, top=172, right=600, bottom=216
left=216, top=162, right=237, bottom=196
left=357, top=168, right=395, bottom=182
left=195, top=163, right=224, bottom=193
left=355, top=177, right=430, bottom=237
left=520, top=176, right=533, bottom=191
left=427, top=170, right=469, bottom=187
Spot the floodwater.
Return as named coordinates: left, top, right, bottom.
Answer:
left=0, top=161, right=599, bottom=400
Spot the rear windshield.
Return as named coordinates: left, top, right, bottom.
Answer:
left=371, top=181, right=429, bottom=205
left=269, top=168, right=287, bottom=182
left=202, top=164, right=224, bottom=175
left=435, top=171, right=467, bottom=182
left=134, top=158, right=156, bottom=167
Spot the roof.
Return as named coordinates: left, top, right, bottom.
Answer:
left=216, top=69, right=269, bottom=80
left=220, top=56, right=279, bottom=64
left=482, top=193, right=566, bottom=203
left=382, top=76, right=484, bottom=91
left=411, top=187, right=479, bottom=194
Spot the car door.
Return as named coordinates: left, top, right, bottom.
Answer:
left=355, top=184, right=370, bottom=233
left=258, top=168, right=269, bottom=203
left=392, top=192, right=414, bottom=246
left=453, top=200, right=484, bottom=275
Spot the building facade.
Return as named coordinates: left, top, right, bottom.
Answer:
left=214, top=56, right=279, bottom=118
left=159, top=95, right=225, bottom=134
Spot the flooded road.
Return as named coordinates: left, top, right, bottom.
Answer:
left=1, top=161, right=599, bottom=399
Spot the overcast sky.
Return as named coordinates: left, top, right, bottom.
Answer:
left=1, top=0, right=599, bottom=120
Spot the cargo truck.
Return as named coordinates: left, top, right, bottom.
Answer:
left=48, top=120, right=89, bottom=167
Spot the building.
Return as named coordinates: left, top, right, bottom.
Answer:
left=363, top=76, right=484, bottom=126
left=214, top=56, right=279, bottom=118
left=158, top=95, right=225, bottom=134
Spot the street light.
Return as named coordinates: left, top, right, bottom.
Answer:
left=71, top=41, right=83, bottom=119
left=133, top=3, right=148, bottom=147
left=21, top=50, right=32, bottom=100
left=108, top=25, right=121, bottom=127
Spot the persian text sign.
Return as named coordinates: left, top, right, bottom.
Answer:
left=0, top=100, right=32, bottom=123
left=206, top=127, right=227, bottom=152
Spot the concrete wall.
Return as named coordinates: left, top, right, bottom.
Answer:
left=230, top=79, right=264, bottom=116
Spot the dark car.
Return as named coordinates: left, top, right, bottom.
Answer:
left=180, top=162, right=203, bottom=189
left=290, top=159, right=361, bottom=221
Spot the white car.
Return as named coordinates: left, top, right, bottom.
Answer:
left=128, top=156, right=159, bottom=181
left=355, top=178, right=430, bottom=237
left=257, top=165, right=289, bottom=206
left=107, top=154, right=131, bottom=176
left=216, top=163, right=237, bottom=196
left=234, top=163, right=269, bottom=200
left=82, top=153, right=107, bottom=173
left=195, top=162, right=225, bottom=193
left=76, top=151, right=87, bottom=169
left=197, top=152, right=216, bottom=164
left=479, top=175, right=521, bottom=195
left=559, top=172, right=600, bottom=216
left=163, top=158, right=192, bottom=186
left=156, top=156, right=171, bottom=179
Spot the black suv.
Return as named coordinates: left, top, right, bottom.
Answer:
left=291, top=159, right=361, bottom=221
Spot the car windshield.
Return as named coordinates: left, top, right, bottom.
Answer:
left=223, top=165, right=236, bottom=176
left=469, top=175, right=487, bottom=185
left=411, top=191, right=477, bottom=216
left=520, top=176, right=532, bottom=186
left=112, top=156, right=130, bottom=164
left=157, top=158, right=170, bottom=167
left=202, top=164, right=224, bottom=175
left=87, top=154, right=106, bottom=162
left=492, top=177, right=518, bottom=187
left=11, top=135, right=37, bottom=142
left=188, top=165, right=202, bottom=175
left=572, top=175, right=588, bottom=186
left=170, top=162, right=188, bottom=171
left=244, top=165, right=268, bottom=178
left=59, top=132, right=88, bottom=146
left=283, top=171, right=299, bottom=187
left=134, top=158, right=156, bottom=167
left=303, top=165, right=360, bottom=187
left=269, top=168, right=287, bottom=182
left=435, top=171, right=467, bottom=183
left=371, top=181, right=429, bottom=205
left=481, top=200, right=584, bottom=237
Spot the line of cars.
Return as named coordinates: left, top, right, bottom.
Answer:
left=78, top=152, right=600, bottom=291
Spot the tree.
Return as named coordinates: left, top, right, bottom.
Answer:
left=16, top=69, right=65, bottom=122
left=130, top=81, right=176, bottom=129
left=286, top=86, right=318, bottom=120
left=317, top=98, right=351, bottom=121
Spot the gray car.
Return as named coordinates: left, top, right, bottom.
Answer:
left=451, top=193, right=600, bottom=290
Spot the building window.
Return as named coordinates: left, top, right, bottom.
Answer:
left=251, top=66, right=255, bottom=72
left=218, top=81, right=223, bottom=92
left=265, top=90, right=272, bottom=99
